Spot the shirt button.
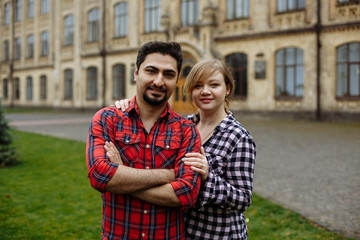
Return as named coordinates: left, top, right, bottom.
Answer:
left=125, top=140, right=129, bottom=143
left=144, top=210, right=148, bottom=214
left=145, top=166, right=149, bottom=169
left=146, top=144, right=150, bottom=148
left=142, top=233, right=146, bottom=237
left=166, top=145, right=170, bottom=149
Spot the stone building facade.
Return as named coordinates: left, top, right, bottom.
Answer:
left=0, top=0, right=359, bottom=118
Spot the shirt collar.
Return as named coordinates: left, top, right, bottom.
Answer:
left=190, top=111, right=235, bottom=133
left=129, top=96, right=171, bottom=120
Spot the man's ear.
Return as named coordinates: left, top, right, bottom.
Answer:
left=134, top=69, right=138, bottom=82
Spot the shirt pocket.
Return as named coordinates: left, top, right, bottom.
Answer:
left=154, top=139, right=181, bottom=169
left=115, top=132, right=141, bottom=167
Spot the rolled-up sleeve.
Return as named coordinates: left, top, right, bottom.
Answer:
left=170, top=123, right=202, bottom=208
left=86, top=109, right=118, bottom=192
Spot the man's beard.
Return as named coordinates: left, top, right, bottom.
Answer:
left=143, top=86, right=168, bottom=106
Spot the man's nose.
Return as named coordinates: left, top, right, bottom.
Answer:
left=153, top=74, right=164, bottom=87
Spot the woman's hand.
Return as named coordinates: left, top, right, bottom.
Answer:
left=182, top=147, right=209, bottom=181
left=104, top=141, right=123, bottom=165
left=115, top=99, right=130, bottom=112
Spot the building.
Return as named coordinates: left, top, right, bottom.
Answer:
left=0, top=0, right=359, bottom=118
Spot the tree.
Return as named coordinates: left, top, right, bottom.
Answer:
left=0, top=100, right=18, bottom=167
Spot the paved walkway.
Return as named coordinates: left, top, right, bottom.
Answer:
left=6, top=110, right=360, bottom=239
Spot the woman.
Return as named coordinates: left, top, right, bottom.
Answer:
left=107, top=59, right=256, bottom=239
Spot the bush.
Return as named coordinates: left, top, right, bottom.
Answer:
left=0, top=100, right=18, bottom=166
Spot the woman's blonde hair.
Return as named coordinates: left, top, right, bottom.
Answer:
left=183, top=59, right=234, bottom=113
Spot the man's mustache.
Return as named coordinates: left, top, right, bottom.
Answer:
left=148, top=85, right=167, bottom=92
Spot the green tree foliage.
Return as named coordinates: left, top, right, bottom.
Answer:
left=0, top=100, right=18, bottom=166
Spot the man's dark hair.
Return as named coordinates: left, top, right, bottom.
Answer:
left=136, top=41, right=183, bottom=75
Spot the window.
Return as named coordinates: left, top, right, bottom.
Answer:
left=15, top=37, right=21, bottom=60
left=64, top=15, right=74, bottom=46
left=64, top=69, right=73, bottom=100
left=337, top=0, right=359, bottom=4
left=88, top=8, right=99, bottom=42
left=28, top=0, right=34, bottom=18
left=144, top=0, right=161, bottom=32
left=40, top=75, right=47, bottom=100
left=27, top=34, right=34, bottom=58
left=4, top=40, right=9, bottom=61
left=113, top=64, right=126, bottom=99
left=16, top=0, right=22, bottom=21
left=87, top=67, right=97, bottom=99
left=114, top=2, right=128, bottom=37
left=15, top=78, right=20, bottom=100
left=226, top=0, right=250, bottom=20
left=277, top=0, right=305, bottom=12
left=41, top=31, right=48, bottom=56
left=4, top=3, right=10, bottom=25
left=226, top=53, right=248, bottom=97
left=275, top=48, right=304, bottom=97
left=41, top=0, right=49, bottom=14
left=181, top=0, right=198, bottom=26
left=26, top=76, right=32, bottom=100
left=3, top=79, right=8, bottom=100
left=336, top=42, right=360, bottom=98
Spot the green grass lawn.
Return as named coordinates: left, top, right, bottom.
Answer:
left=0, top=130, right=353, bottom=240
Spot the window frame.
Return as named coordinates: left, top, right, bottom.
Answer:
left=64, top=14, right=74, bottom=46
left=28, top=0, right=34, bottom=18
left=15, top=37, right=21, bottom=60
left=41, top=0, right=49, bottom=15
left=4, top=40, right=10, bottom=61
left=27, top=34, right=34, bottom=58
left=144, top=0, right=162, bottom=33
left=226, top=0, right=250, bottom=20
left=181, top=0, right=199, bottom=27
left=26, top=76, right=33, bottom=100
left=40, top=75, right=47, bottom=100
left=16, top=0, right=22, bottom=22
left=114, top=2, right=128, bottom=38
left=3, top=79, right=8, bottom=100
left=225, top=53, right=248, bottom=98
left=336, top=42, right=360, bottom=99
left=4, top=2, right=10, bottom=25
left=275, top=47, right=304, bottom=99
left=87, top=8, right=100, bottom=42
left=277, top=0, right=306, bottom=13
left=87, top=67, right=97, bottom=100
left=64, top=69, right=73, bottom=100
left=41, top=31, right=49, bottom=56
left=14, top=78, right=20, bottom=100
left=112, top=64, right=126, bottom=99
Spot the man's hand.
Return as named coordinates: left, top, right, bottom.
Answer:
left=104, top=141, right=123, bottom=165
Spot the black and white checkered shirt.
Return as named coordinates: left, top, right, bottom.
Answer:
left=184, top=112, right=256, bottom=240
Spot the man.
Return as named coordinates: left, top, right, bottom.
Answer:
left=86, top=41, right=202, bottom=240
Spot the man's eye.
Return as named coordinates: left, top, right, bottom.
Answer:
left=165, top=73, right=175, bottom=78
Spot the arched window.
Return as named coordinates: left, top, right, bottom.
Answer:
left=225, top=53, right=248, bottom=98
left=275, top=47, right=304, bottom=97
left=40, top=75, right=47, bottom=100
left=27, top=76, right=33, bottom=100
left=14, top=78, right=20, bottom=100
left=64, top=15, right=74, bottom=46
left=336, top=42, right=360, bottom=98
left=64, top=69, right=73, bottom=100
left=113, top=64, right=126, bottom=99
left=3, top=79, right=8, bottom=100
left=114, top=2, right=128, bottom=38
left=88, top=8, right=99, bottom=42
left=87, top=67, right=97, bottom=100
left=41, top=31, right=49, bottom=56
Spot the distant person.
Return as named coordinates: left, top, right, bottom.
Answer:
left=111, top=59, right=256, bottom=239
left=86, top=41, right=202, bottom=240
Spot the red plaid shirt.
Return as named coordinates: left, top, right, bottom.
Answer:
left=86, top=97, right=201, bottom=240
